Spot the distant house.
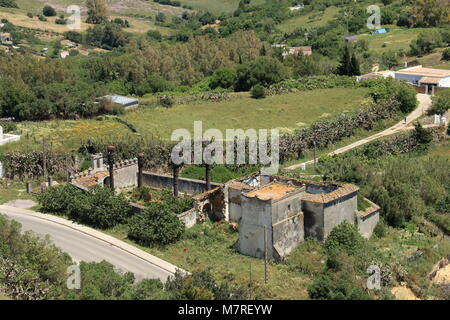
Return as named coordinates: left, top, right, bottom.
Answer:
left=97, top=95, right=139, bottom=109
left=289, top=4, right=304, bottom=11
left=345, top=35, right=358, bottom=42
left=201, top=20, right=221, bottom=30
left=0, top=32, right=12, bottom=45
left=282, top=46, right=313, bottom=58
left=60, top=50, right=70, bottom=59
left=372, top=28, right=388, bottom=35
left=357, top=70, right=395, bottom=81
left=395, top=65, right=450, bottom=94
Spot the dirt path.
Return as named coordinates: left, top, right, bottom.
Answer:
left=285, top=94, right=433, bottom=170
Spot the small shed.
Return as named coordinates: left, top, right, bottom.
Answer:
left=97, top=95, right=139, bottom=109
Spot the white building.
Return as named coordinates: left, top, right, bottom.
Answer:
left=395, top=66, right=450, bottom=94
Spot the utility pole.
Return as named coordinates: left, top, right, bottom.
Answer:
left=249, top=261, right=252, bottom=300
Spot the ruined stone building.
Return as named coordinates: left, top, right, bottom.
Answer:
left=193, top=173, right=380, bottom=260
left=68, top=153, right=380, bottom=261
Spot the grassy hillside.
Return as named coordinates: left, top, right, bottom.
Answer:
left=177, top=0, right=265, bottom=14
left=1, top=0, right=179, bottom=34
left=277, top=6, right=340, bottom=33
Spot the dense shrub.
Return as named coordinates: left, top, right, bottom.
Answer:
left=37, top=184, right=83, bottom=215
left=235, top=56, right=288, bottom=91
left=42, top=5, right=57, bottom=17
left=442, top=48, right=450, bottom=61
left=250, top=84, right=266, bottom=99
left=209, top=68, right=237, bottom=90
left=0, top=0, right=18, bottom=8
left=67, top=186, right=132, bottom=229
left=128, top=202, right=186, bottom=246
left=165, top=269, right=248, bottom=300
left=0, top=214, right=72, bottom=300
left=308, top=273, right=370, bottom=300
left=369, top=78, right=418, bottom=113
left=428, top=89, right=450, bottom=115
left=325, top=222, right=366, bottom=256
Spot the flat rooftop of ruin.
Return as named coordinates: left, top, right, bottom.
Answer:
left=244, top=182, right=298, bottom=201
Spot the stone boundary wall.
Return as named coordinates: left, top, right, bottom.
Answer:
left=142, top=171, right=221, bottom=195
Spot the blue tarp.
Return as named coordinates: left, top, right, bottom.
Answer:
left=373, top=28, right=387, bottom=34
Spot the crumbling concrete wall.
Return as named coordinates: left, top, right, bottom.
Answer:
left=142, top=171, right=220, bottom=195
left=193, top=187, right=226, bottom=222
left=302, top=201, right=325, bottom=241
left=356, top=199, right=380, bottom=239
left=238, top=196, right=273, bottom=259
left=323, top=192, right=358, bottom=240
left=103, top=162, right=138, bottom=189
left=273, top=213, right=304, bottom=260
left=130, top=203, right=197, bottom=229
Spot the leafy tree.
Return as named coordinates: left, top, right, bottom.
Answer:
left=411, top=0, right=450, bottom=27
left=0, top=214, right=72, bottom=300
left=128, top=202, right=186, bottom=246
left=369, top=78, right=417, bottom=113
left=42, top=5, right=57, bottom=17
left=64, top=31, right=83, bottom=43
left=338, top=45, right=360, bottom=76
left=410, top=30, right=443, bottom=56
left=86, top=0, right=108, bottom=24
left=209, top=68, right=237, bottom=90
left=0, top=0, right=18, bottom=8
left=442, top=48, right=450, bottom=61
left=428, top=89, right=450, bottom=115
left=235, top=56, right=287, bottom=91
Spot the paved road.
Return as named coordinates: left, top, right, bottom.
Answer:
left=0, top=205, right=175, bottom=282
left=285, top=94, right=433, bottom=170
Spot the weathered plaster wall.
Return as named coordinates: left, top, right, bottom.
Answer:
left=142, top=171, right=220, bottom=195
left=238, top=196, right=273, bottom=259
left=302, top=201, right=325, bottom=241
left=323, top=193, right=358, bottom=240
left=273, top=213, right=304, bottom=260
left=103, top=163, right=138, bottom=189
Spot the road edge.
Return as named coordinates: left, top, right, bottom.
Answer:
left=0, top=205, right=184, bottom=277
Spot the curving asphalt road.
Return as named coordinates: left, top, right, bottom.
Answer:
left=0, top=205, right=176, bottom=282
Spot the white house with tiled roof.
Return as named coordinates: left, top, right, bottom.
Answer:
left=395, top=66, right=450, bottom=94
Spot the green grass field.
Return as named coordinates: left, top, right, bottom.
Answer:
left=0, top=88, right=369, bottom=153
left=360, top=26, right=436, bottom=53
left=277, top=6, right=340, bottom=33
left=122, top=88, right=370, bottom=137
left=178, top=0, right=265, bottom=14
